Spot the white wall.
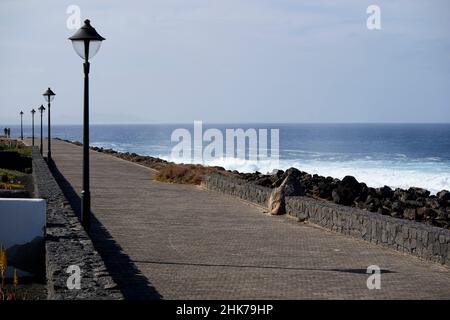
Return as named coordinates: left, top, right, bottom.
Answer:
left=0, top=198, right=46, bottom=249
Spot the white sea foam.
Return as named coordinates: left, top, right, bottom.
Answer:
left=291, top=161, right=450, bottom=194
left=91, top=141, right=450, bottom=194
left=160, top=155, right=450, bottom=194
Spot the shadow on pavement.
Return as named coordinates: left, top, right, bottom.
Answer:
left=132, top=260, right=396, bottom=274
left=50, top=161, right=162, bottom=300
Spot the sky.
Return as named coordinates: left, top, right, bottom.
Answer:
left=0, top=0, right=449, bottom=124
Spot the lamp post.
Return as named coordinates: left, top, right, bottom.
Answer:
left=38, top=105, right=45, bottom=155
left=19, top=111, right=24, bottom=140
left=69, top=19, right=105, bottom=232
left=31, top=109, right=36, bottom=146
left=42, top=88, right=55, bottom=162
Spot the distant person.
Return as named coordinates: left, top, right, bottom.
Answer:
left=3, top=128, right=6, bottom=137
left=7, top=128, right=11, bottom=138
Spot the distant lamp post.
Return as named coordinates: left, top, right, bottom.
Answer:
left=38, top=105, right=45, bottom=155
left=19, top=111, right=24, bottom=140
left=42, top=87, right=55, bottom=162
left=31, top=109, right=36, bottom=146
left=69, top=19, right=105, bottom=232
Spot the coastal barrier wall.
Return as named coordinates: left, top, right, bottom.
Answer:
left=202, top=173, right=272, bottom=207
left=202, top=174, right=450, bottom=266
left=32, top=148, right=123, bottom=299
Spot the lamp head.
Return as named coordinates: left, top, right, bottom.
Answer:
left=69, top=19, right=105, bottom=60
left=43, top=87, right=55, bottom=103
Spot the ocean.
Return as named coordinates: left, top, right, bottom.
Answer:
left=2, top=123, right=450, bottom=193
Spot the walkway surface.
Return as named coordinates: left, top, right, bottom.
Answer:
left=40, top=139, right=450, bottom=299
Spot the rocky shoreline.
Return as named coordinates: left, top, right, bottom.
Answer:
left=236, top=168, right=450, bottom=229
left=58, top=138, right=450, bottom=230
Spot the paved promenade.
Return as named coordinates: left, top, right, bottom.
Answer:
left=40, top=139, right=450, bottom=299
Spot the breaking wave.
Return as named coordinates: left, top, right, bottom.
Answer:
left=159, top=154, right=450, bottom=194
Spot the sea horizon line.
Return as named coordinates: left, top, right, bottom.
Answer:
left=2, top=121, right=450, bottom=126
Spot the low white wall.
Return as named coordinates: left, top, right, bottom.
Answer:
left=0, top=198, right=46, bottom=249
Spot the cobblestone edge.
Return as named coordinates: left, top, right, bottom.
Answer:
left=32, top=147, right=123, bottom=299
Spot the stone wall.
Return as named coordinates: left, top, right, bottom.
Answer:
left=32, top=148, right=123, bottom=299
left=202, top=173, right=272, bottom=207
left=202, top=173, right=450, bottom=266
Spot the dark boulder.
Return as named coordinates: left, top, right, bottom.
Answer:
left=403, top=208, right=417, bottom=220
left=364, top=195, right=381, bottom=212
left=437, top=190, right=450, bottom=201
left=413, top=198, right=426, bottom=207
left=332, top=176, right=362, bottom=205
left=368, top=187, right=378, bottom=197
left=357, top=183, right=369, bottom=202
left=391, top=200, right=404, bottom=213
left=393, top=188, right=404, bottom=199
left=282, top=173, right=305, bottom=197
left=300, top=174, right=313, bottom=190
left=301, top=173, right=312, bottom=182
left=255, top=177, right=273, bottom=187
left=409, top=187, right=430, bottom=198
left=271, top=169, right=284, bottom=178
left=415, top=207, right=431, bottom=221
left=317, top=180, right=335, bottom=199
left=420, top=208, right=438, bottom=221
left=433, top=211, right=449, bottom=228
left=425, top=197, right=440, bottom=209
left=376, top=185, right=394, bottom=199
left=400, top=190, right=414, bottom=202
left=382, top=199, right=392, bottom=209
left=436, top=210, right=448, bottom=220
left=405, top=200, right=422, bottom=208
left=284, top=167, right=302, bottom=179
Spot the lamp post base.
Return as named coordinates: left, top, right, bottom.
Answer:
left=81, top=190, right=91, bottom=233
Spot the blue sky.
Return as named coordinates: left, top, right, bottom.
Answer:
left=0, top=0, right=449, bottom=124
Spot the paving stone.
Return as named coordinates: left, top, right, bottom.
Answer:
left=43, top=139, right=450, bottom=299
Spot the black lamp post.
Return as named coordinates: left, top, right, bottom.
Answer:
left=69, top=19, right=105, bottom=232
left=19, top=111, right=24, bottom=140
left=38, top=105, right=45, bottom=155
left=42, top=88, right=55, bottom=162
left=31, top=109, right=36, bottom=146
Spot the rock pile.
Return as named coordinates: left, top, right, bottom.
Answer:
left=90, top=146, right=170, bottom=170
left=236, top=168, right=450, bottom=229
